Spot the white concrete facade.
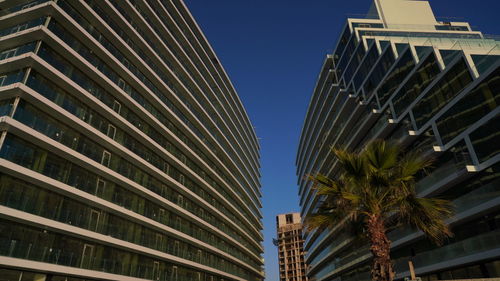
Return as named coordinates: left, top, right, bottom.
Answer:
left=0, top=0, right=263, bottom=280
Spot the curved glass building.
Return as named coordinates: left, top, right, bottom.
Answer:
left=297, top=0, right=500, bottom=280
left=0, top=0, right=263, bottom=280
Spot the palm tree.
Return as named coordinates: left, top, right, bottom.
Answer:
left=306, top=140, right=453, bottom=281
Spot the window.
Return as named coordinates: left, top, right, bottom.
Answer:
left=470, top=115, right=500, bottom=163
left=106, top=124, right=116, bottom=140
left=392, top=52, right=441, bottom=117
left=158, top=209, right=165, bottom=222
left=163, top=162, right=170, bottom=175
left=413, top=58, right=473, bottom=128
left=196, top=250, right=202, bottom=262
left=101, top=151, right=111, bottom=167
left=117, top=78, right=126, bottom=91
left=153, top=261, right=160, bottom=281
left=171, top=266, right=178, bottom=281
left=112, top=100, right=121, bottom=114
left=173, top=241, right=180, bottom=256
left=436, top=67, right=500, bottom=143
left=80, top=244, right=94, bottom=269
left=377, top=48, right=415, bottom=106
left=89, top=209, right=100, bottom=231
left=0, top=49, right=16, bottom=60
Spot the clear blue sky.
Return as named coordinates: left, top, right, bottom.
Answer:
left=183, top=0, right=500, bottom=280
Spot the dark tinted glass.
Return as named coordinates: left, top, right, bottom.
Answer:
left=377, top=48, right=415, bottom=106
left=413, top=58, right=473, bottom=128
left=437, top=66, right=500, bottom=144
left=393, top=52, right=441, bottom=117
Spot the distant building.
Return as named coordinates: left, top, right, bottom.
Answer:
left=0, top=0, right=263, bottom=280
left=297, top=0, right=500, bottom=280
left=276, top=213, right=309, bottom=281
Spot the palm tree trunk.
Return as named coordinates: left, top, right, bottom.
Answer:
left=367, top=214, right=394, bottom=281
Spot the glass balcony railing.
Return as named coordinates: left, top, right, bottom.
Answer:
left=390, top=177, right=500, bottom=243
left=0, top=0, right=51, bottom=16
left=0, top=42, right=37, bottom=61
left=0, top=17, right=46, bottom=37
left=309, top=232, right=352, bottom=268
left=394, top=230, right=500, bottom=273
left=314, top=244, right=371, bottom=280
left=306, top=226, right=327, bottom=252
left=415, top=155, right=467, bottom=195
left=360, top=115, right=388, bottom=146
left=358, top=30, right=482, bottom=40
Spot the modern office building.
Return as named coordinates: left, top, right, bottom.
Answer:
left=0, top=0, right=264, bottom=280
left=296, top=0, right=500, bottom=280
left=275, top=213, right=308, bottom=281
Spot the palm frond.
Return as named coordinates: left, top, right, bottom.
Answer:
left=399, top=196, right=454, bottom=245
left=305, top=211, right=346, bottom=232
left=397, top=151, right=434, bottom=183
left=307, top=140, right=454, bottom=255
left=333, top=147, right=366, bottom=180
left=309, top=173, right=335, bottom=187
left=364, top=140, right=399, bottom=171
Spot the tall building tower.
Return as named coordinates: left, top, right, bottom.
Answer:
left=297, top=0, right=499, bottom=280
left=0, top=1, right=264, bottom=281
left=276, top=213, right=308, bottom=281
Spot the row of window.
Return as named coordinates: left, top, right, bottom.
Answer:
left=0, top=218, right=255, bottom=281
left=153, top=0, right=259, bottom=155
left=22, top=68, right=260, bottom=258
left=46, top=8, right=261, bottom=221
left=32, top=42, right=260, bottom=252
left=0, top=173, right=258, bottom=278
left=122, top=0, right=261, bottom=180
left=302, top=42, right=397, bottom=181
left=299, top=87, right=351, bottom=181
left=40, top=21, right=259, bottom=238
left=78, top=0, right=260, bottom=194
left=9, top=96, right=260, bottom=269
left=0, top=132, right=261, bottom=274
left=0, top=0, right=260, bottom=229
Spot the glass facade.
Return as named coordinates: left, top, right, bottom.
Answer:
left=297, top=1, right=500, bottom=280
left=0, top=0, right=263, bottom=280
left=437, top=66, right=499, bottom=144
